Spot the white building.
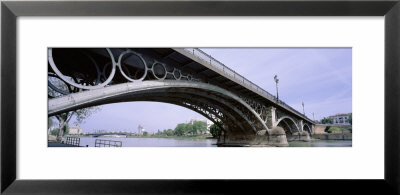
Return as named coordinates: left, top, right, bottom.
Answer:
left=138, top=125, right=145, bottom=135
left=189, top=118, right=207, bottom=124
left=68, top=126, right=83, bottom=135
left=329, top=113, right=351, bottom=125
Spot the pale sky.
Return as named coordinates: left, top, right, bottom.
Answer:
left=66, top=48, right=352, bottom=133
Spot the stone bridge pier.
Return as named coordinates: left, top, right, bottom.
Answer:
left=216, top=127, right=289, bottom=147
left=216, top=106, right=313, bottom=147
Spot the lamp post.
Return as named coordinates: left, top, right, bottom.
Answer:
left=274, top=75, right=279, bottom=101
left=302, top=101, right=305, bottom=115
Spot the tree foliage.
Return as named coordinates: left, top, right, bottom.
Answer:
left=155, top=121, right=209, bottom=137
left=73, top=106, right=101, bottom=125
left=51, top=123, right=69, bottom=136
left=165, top=129, right=174, bottom=136
left=174, top=123, right=187, bottom=136
left=210, top=123, right=222, bottom=138
left=48, top=117, right=54, bottom=128
left=320, top=117, right=333, bottom=124
left=348, top=113, right=352, bottom=125
left=192, top=121, right=207, bottom=134
left=50, top=128, right=59, bottom=136
left=173, top=121, right=208, bottom=136
left=48, top=117, right=55, bottom=136
left=324, top=126, right=331, bottom=133
left=49, top=76, right=101, bottom=141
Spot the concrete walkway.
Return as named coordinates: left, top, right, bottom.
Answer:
left=48, top=142, right=81, bottom=147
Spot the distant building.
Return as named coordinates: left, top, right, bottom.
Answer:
left=68, top=126, right=83, bottom=135
left=329, top=113, right=351, bottom=125
left=145, top=131, right=153, bottom=136
left=138, top=125, right=145, bottom=135
left=189, top=118, right=207, bottom=124
left=94, top=129, right=106, bottom=134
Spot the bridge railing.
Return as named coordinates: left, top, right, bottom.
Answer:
left=95, top=139, right=122, bottom=147
left=183, top=48, right=312, bottom=122
left=65, top=137, right=80, bottom=146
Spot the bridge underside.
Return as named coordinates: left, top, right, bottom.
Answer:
left=48, top=48, right=314, bottom=146
left=49, top=81, right=293, bottom=146
left=276, top=118, right=311, bottom=142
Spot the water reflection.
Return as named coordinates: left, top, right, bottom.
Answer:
left=79, top=137, right=217, bottom=147
left=78, top=137, right=351, bottom=147
left=289, top=140, right=352, bottom=147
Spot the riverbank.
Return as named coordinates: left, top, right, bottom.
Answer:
left=289, top=139, right=352, bottom=147
left=51, top=133, right=351, bottom=143
left=49, top=137, right=351, bottom=147
left=48, top=142, right=83, bottom=147
left=312, top=133, right=352, bottom=140
left=78, top=136, right=217, bottom=147
left=52, top=134, right=216, bottom=140
left=126, top=135, right=215, bottom=139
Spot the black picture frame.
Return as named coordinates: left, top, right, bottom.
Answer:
left=1, top=0, right=399, bottom=194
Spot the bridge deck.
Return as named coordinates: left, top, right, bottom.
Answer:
left=168, top=48, right=314, bottom=124
left=50, top=48, right=314, bottom=124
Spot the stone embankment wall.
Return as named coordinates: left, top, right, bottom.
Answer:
left=312, top=133, right=352, bottom=140
left=314, top=125, right=327, bottom=134
left=312, top=124, right=352, bottom=140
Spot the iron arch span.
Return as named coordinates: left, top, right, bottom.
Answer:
left=48, top=80, right=271, bottom=137
left=303, top=123, right=312, bottom=134
left=276, top=116, right=300, bottom=134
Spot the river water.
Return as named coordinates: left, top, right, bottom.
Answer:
left=78, top=137, right=351, bottom=147
left=288, top=140, right=352, bottom=147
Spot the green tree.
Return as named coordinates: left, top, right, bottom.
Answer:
left=63, top=123, right=70, bottom=135
left=174, top=123, right=187, bottom=136
left=348, top=113, right=352, bottom=133
left=48, top=117, right=55, bottom=136
left=49, top=77, right=101, bottom=142
left=143, top=131, right=148, bottom=136
left=54, top=107, right=99, bottom=142
left=48, top=117, right=54, bottom=128
left=158, top=129, right=165, bottom=136
left=50, top=128, right=59, bottom=136
left=165, top=129, right=174, bottom=136
left=324, top=126, right=331, bottom=133
left=348, top=113, right=352, bottom=125
left=320, top=117, right=333, bottom=124
left=192, top=121, right=207, bottom=135
left=210, top=123, right=221, bottom=138
left=185, top=123, right=194, bottom=135
left=54, top=112, right=73, bottom=141
left=52, top=123, right=69, bottom=136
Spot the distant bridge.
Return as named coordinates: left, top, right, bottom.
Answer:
left=48, top=48, right=315, bottom=146
left=86, top=133, right=131, bottom=137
